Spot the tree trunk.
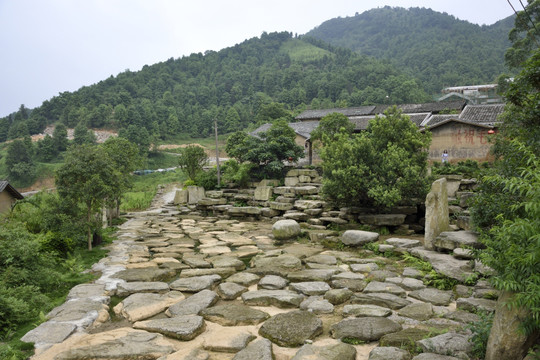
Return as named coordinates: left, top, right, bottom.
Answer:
left=485, top=291, right=539, bottom=360
left=87, top=207, right=93, bottom=251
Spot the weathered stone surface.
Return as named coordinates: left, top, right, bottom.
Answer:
left=424, top=178, right=450, bottom=250
left=226, top=272, right=260, bottom=286
left=452, top=248, right=474, bottom=260
left=66, top=283, right=108, bottom=300
left=295, top=186, right=319, bottom=195
left=417, top=332, right=472, bottom=358
left=242, top=290, right=304, bottom=308
left=456, top=297, right=497, bottom=313
left=183, top=255, right=212, bottom=268
left=216, top=232, right=255, bottom=247
left=331, top=278, right=368, bottom=292
left=379, top=328, right=432, bottom=348
left=114, top=291, right=185, bottom=322
left=341, top=230, right=379, bottom=246
left=288, top=269, right=338, bottom=282
left=331, top=317, right=402, bottom=341
left=169, top=275, right=221, bottom=292
left=324, top=288, right=353, bottom=305
left=409, top=288, right=453, bottom=306
left=46, top=298, right=108, bottom=325
left=409, top=248, right=474, bottom=282
left=290, top=281, right=331, bottom=296
left=166, top=290, right=218, bottom=317
left=115, top=268, right=176, bottom=282
left=252, top=254, right=302, bottom=276
left=180, top=267, right=236, bottom=278
left=305, top=254, right=337, bottom=265
left=201, top=303, right=269, bottom=326
left=203, top=329, right=256, bottom=353
left=198, top=198, right=227, bottom=206
left=385, top=238, right=422, bottom=249
left=258, top=275, right=289, bottom=289
left=283, top=212, right=310, bottom=221
left=292, top=342, right=356, bottom=360
left=368, top=346, right=411, bottom=360
left=443, top=310, right=480, bottom=324
left=216, top=282, right=247, bottom=300
left=350, top=263, right=379, bottom=273
left=209, top=256, right=246, bottom=270
left=272, top=219, right=301, bottom=240
left=259, top=310, right=323, bottom=347
left=411, top=354, right=460, bottom=360
left=343, top=304, right=392, bottom=318
left=350, top=293, right=412, bottom=310
left=434, top=231, right=481, bottom=251
left=386, top=277, right=425, bottom=291
left=358, top=214, right=406, bottom=226
left=398, top=302, right=434, bottom=321
left=364, top=281, right=407, bottom=298
left=232, top=338, right=273, bottom=360
left=300, top=297, right=334, bottom=314
left=294, top=200, right=324, bottom=210
left=269, top=201, right=295, bottom=211
left=173, top=189, right=188, bottom=204
left=52, top=328, right=175, bottom=359
left=187, top=186, right=206, bottom=204
left=284, top=177, right=300, bottom=186
left=254, top=186, right=273, bottom=201
left=116, top=281, right=170, bottom=297
left=206, top=190, right=224, bottom=199
left=228, top=206, right=262, bottom=215
left=21, top=322, right=77, bottom=348
left=133, top=315, right=206, bottom=341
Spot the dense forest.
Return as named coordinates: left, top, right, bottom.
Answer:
left=0, top=32, right=430, bottom=142
left=305, top=6, right=514, bottom=93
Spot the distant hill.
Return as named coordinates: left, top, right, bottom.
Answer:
left=0, top=32, right=430, bottom=141
left=305, top=6, right=514, bottom=94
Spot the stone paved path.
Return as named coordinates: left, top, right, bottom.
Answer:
left=23, top=190, right=493, bottom=360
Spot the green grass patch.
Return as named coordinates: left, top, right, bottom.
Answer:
left=280, top=38, right=334, bottom=63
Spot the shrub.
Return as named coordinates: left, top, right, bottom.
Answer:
left=195, top=168, right=218, bottom=190
left=178, top=145, right=208, bottom=180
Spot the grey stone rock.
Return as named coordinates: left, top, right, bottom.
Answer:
left=269, top=201, right=295, bottom=211
left=66, top=283, right=108, bottom=300
left=21, top=322, right=77, bottom=348
left=300, top=297, right=335, bottom=314
left=412, top=354, right=460, bottom=360
left=350, top=293, right=412, bottom=310
left=169, top=275, right=221, bottom=292
left=385, top=238, right=422, bottom=249
left=258, top=275, right=289, bottom=289
left=386, top=277, right=426, bottom=291
left=417, top=332, right=472, bottom=358
left=443, top=310, right=481, bottom=324
left=424, top=178, right=450, bottom=250
left=379, top=328, right=432, bottom=348
left=434, top=231, right=481, bottom=251
left=368, top=270, right=399, bottom=282
left=203, top=331, right=256, bottom=353
left=272, top=219, right=301, bottom=239
left=305, top=254, right=337, bottom=265
left=209, top=256, right=246, bottom=270
left=226, top=272, right=260, bottom=286
left=456, top=297, right=497, bottom=313
left=295, top=186, right=319, bottom=195
left=402, top=267, right=423, bottom=279
left=114, top=268, right=176, bottom=282
left=166, top=290, right=218, bottom=316
left=292, top=342, right=356, bottom=360
left=324, top=288, right=354, bottom=305
left=53, top=328, right=175, bottom=360
left=343, top=304, right=392, bottom=318
left=398, top=302, right=434, bottom=321
left=259, top=310, right=323, bottom=347
left=290, top=281, right=331, bottom=296
left=183, top=255, right=212, bottom=268
left=330, top=278, right=367, bottom=292
left=350, top=263, right=379, bottom=273
left=452, top=248, right=474, bottom=260
left=216, top=282, right=248, bottom=300
left=180, top=267, right=236, bottom=278
left=116, top=281, right=170, bottom=297
left=288, top=269, right=339, bottom=282
left=284, top=212, right=310, bottom=221
left=294, top=200, right=324, bottom=210
left=187, top=186, right=205, bottom=204
left=368, top=346, right=411, bottom=360
left=331, top=317, right=402, bottom=341
left=232, top=338, right=274, bottom=360
left=133, top=315, right=206, bottom=341
left=409, top=288, right=453, bottom=306
left=358, top=214, right=406, bottom=226
left=341, top=230, right=379, bottom=246
left=228, top=206, right=262, bottom=216
left=114, top=291, right=185, bottom=322
left=409, top=248, right=474, bottom=282
left=201, top=303, right=270, bottom=326
left=364, top=281, right=407, bottom=298
left=254, top=186, right=273, bottom=201
left=242, top=289, right=305, bottom=308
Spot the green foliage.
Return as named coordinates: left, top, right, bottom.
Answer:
left=5, top=139, right=35, bottom=186
left=178, top=145, right=208, bottom=181
left=424, top=270, right=458, bottom=291
left=431, top=159, right=487, bottom=178
left=221, top=159, right=254, bottom=188
left=341, top=337, right=366, bottom=345
left=321, top=107, right=431, bottom=210
left=310, top=112, right=354, bottom=144
left=466, top=311, right=494, bottom=359
left=505, top=0, right=540, bottom=69
left=305, top=6, right=512, bottom=94
left=195, top=168, right=218, bottom=190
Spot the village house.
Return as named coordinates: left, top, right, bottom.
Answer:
left=251, top=101, right=504, bottom=165
left=0, top=180, right=24, bottom=214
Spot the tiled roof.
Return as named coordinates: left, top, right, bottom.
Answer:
left=422, top=114, right=459, bottom=128
left=250, top=121, right=320, bottom=140
left=0, top=180, right=24, bottom=199
left=295, top=106, right=376, bottom=120
left=459, top=104, right=505, bottom=125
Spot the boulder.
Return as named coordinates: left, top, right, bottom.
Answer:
left=272, top=219, right=301, bottom=240
left=292, top=343, right=356, bottom=360
left=350, top=293, right=411, bottom=310
left=166, top=290, right=218, bottom=317
left=216, top=282, right=248, bottom=300
left=368, top=347, right=411, bottom=360
left=417, top=332, right=472, bottom=358
left=201, top=303, right=270, bottom=326
left=226, top=272, right=260, bottom=286
left=331, top=317, right=402, bottom=341
left=259, top=310, right=323, bottom=347
left=324, top=288, right=354, bottom=305
left=290, top=281, right=331, bottom=296
left=232, top=338, right=274, bottom=360
left=133, top=315, right=206, bottom=341
left=300, top=297, right=334, bottom=314
left=424, top=178, right=450, bottom=250
left=173, top=189, right=188, bottom=204
left=409, top=288, right=453, bottom=306
left=258, top=275, right=289, bottom=290
left=358, top=214, right=406, bottom=226
left=341, top=230, right=379, bottom=246
left=242, top=290, right=304, bottom=308
left=169, top=275, right=221, bottom=292
left=397, top=302, right=434, bottom=321
left=434, top=231, right=481, bottom=251
left=363, top=281, right=407, bottom=298
left=187, top=186, right=205, bottom=204
left=114, top=291, right=185, bottom=322
left=342, top=304, right=392, bottom=318
left=254, top=186, right=273, bottom=201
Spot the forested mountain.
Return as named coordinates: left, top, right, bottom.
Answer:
left=305, top=6, right=514, bottom=94
left=0, top=32, right=430, bottom=141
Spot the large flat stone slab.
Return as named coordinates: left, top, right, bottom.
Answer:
left=21, top=322, right=77, bottom=349
left=350, top=293, right=412, bottom=310
left=201, top=303, right=270, bottom=326
left=259, top=310, right=323, bottom=347
left=116, top=281, right=170, bottom=297
left=114, top=291, right=185, bottom=322
left=409, top=248, right=474, bottom=282
left=133, top=315, right=206, bottom=341
left=114, top=268, right=176, bottom=282
left=166, top=289, right=218, bottom=317
left=331, top=317, right=402, bottom=341
left=232, top=338, right=273, bottom=360
left=169, top=275, right=221, bottom=292
left=242, top=290, right=304, bottom=308
left=292, top=342, right=356, bottom=360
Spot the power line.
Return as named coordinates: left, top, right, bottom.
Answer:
left=506, top=0, right=540, bottom=47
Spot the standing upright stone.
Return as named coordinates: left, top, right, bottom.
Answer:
left=173, top=189, right=188, bottom=205
left=254, top=186, right=273, bottom=201
left=187, top=186, right=205, bottom=204
left=424, top=178, right=449, bottom=250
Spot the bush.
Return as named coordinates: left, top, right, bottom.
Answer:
left=195, top=168, right=218, bottom=190
left=221, top=159, right=253, bottom=188
left=178, top=145, right=208, bottom=180
left=320, top=107, right=431, bottom=210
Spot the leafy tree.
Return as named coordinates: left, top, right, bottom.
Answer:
left=56, top=145, right=115, bottom=250
left=320, top=107, right=431, bottom=209
left=119, top=124, right=151, bottom=157
left=53, top=123, right=69, bottom=152
left=225, top=131, right=250, bottom=163
left=5, top=139, right=35, bottom=185
left=505, top=0, right=540, bottom=68
left=36, top=135, right=58, bottom=162
left=73, top=122, right=96, bottom=145
left=178, top=145, right=208, bottom=181
left=310, top=112, right=354, bottom=143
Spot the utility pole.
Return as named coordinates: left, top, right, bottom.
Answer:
left=214, top=118, right=221, bottom=187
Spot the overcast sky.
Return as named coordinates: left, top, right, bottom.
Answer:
left=0, top=0, right=516, bottom=117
